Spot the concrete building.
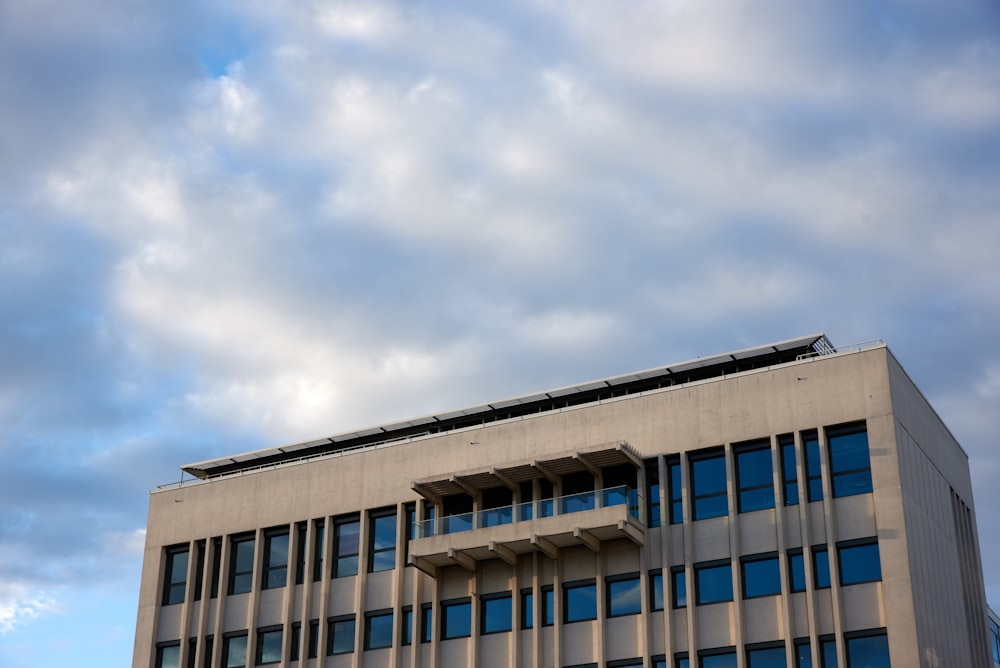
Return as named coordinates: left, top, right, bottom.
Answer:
left=134, top=335, right=994, bottom=668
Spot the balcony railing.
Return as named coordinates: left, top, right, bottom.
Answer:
left=413, top=486, right=642, bottom=539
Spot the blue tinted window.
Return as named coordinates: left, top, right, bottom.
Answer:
left=328, top=617, right=355, bottom=655
left=401, top=608, right=412, bottom=645
left=521, top=590, right=533, bottom=629
left=795, top=640, right=812, bottom=668
left=651, top=571, right=664, bottom=611
left=668, top=458, right=683, bottom=524
left=647, top=459, right=662, bottom=527
left=419, top=604, right=432, bottom=643
left=813, top=547, right=830, bottom=589
left=695, top=562, right=733, bottom=605
left=542, top=586, right=554, bottom=626
left=156, top=643, right=180, bottom=668
left=564, top=580, right=597, bottom=623
left=838, top=541, right=881, bottom=585
left=742, top=555, right=780, bottom=598
left=804, top=431, right=823, bottom=502
left=441, top=599, right=471, bottom=639
left=701, top=650, right=737, bottom=668
left=364, top=612, right=392, bottom=650
left=846, top=633, right=889, bottom=668
left=223, top=634, right=248, bottom=668
left=256, top=628, right=282, bottom=664
left=747, top=646, right=787, bottom=668
left=163, top=547, right=188, bottom=605
left=481, top=593, right=512, bottom=634
left=780, top=435, right=799, bottom=506
left=333, top=516, right=360, bottom=578
left=672, top=567, right=687, bottom=608
left=263, top=530, right=288, bottom=590
left=691, top=451, right=728, bottom=520
left=828, top=425, right=872, bottom=498
left=369, top=510, right=397, bottom=572
left=736, top=441, right=775, bottom=513
left=820, top=637, right=837, bottom=668
left=788, top=551, right=806, bottom=592
left=229, top=536, right=255, bottom=595
left=676, top=657, right=690, bottom=668
left=607, top=574, right=641, bottom=617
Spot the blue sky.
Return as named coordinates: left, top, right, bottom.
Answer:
left=2, top=0, right=999, bottom=665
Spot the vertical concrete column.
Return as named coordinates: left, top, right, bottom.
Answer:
left=794, top=431, right=820, bottom=668
left=278, top=522, right=295, bottom=668
left=818, top=428, right=846, bottom=668
left=725, top=442, right=746, bottom=668
left=681, top=450, right=697, bottom=663
left=298, top=521, right=317, bottom=667
left=353, top=512, right=371, bottom=668
left=210, top=535, right=231, bottom=668
left=317, top=517, right=334, bottom=665
left=657, top=454, right=675, bottom=665
left=193, top=539, right=213, bottom=668
left=771, top=436, right=795, bottom=668
left=246, top=527, right=266, bottom=666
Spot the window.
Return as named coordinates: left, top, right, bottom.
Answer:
left=327, top=615, right=355, bottom=655
left=804, top=430, right=823, bottom=502
left=675, top=655, right=690, bottom=668
left=741, top=554, right=780, bottom=598
left=690, top=449, right=728, bottom=520
left=193, top=540, right=205, bottom=602
left=812, top=546, right=830, bottom=589
left=520, top=588, right=533, bottom=629
left=228, top=534, right=255, bottom=595
left=827, top=424, right=873, bottom=498
left=369, top=508, right=397, bottom=572
left=650, top=569, right=664, bottom=611
left=364, top=610, right=393, bottom=650
left=747, top=643, right=787, bottom=668
left=735, top=440, right=775, bottom=512
left=262, top=528, right=288, bottom=590
left=606, top=573, right=641, bottom=617
left=419, top=603, right=432, bottom=643
left=608, top=661, right=643, bottom=668
left=255, top=627, right=282, bottom=665
left=441, top=598, right=471, bottom=640
left=672, top=566, right=687, bottom=608
left=788, top=549, right=806, bottom=592
left=695, top=561, right=733, bottom=605
left=312, top=519, right=325, bottom=582
left=646, top=458, right=662, bottom=527
left=203, top=636, right=214, bottom=668
left=819, top=635, right=837, bottom=668
left=652, top=657, right=666, bottom=668
left=223, top=633, right=248, bottom=668
left=541, top=585, right=554, bottom=626
left=667, top=456, right=683, bottom=524
left=563, top=579, right=597, bottom=623
left=210, top=537, right=222, bottom=599
left=794, top=639, right=811, bottom=668
left=289, top=623, right=300, bottom=662
left=307, top=620, right=319, bottom=659
left=294, top=522, right=306, bottom=585
left=333, top=515, right=360, bottom=577
left=779, top=434, right=799, bottom=506
left=163, top=546, right=188, bottom=606
left=845, top=630, right=889, bottom=668
left=401, top=607, right=412, bottom=645
left=990, top=614, right=1000, bottom=663
left=481, top=592, right=512, bottom=634
left=700, top=648, right=737, bottom=667
left=838, top=539, right=881, bottom=585
left=403, top=502, right=415, bottom=567
left=156, top=642, right=181, bottom=668
left=187, top=638, right=196, bottom=668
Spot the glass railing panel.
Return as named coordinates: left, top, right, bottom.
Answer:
left=539, top=499, right=553, bottom=517
left=560, top=491, right=595, bottom=514
left=479, top=506, right=512, bottom=528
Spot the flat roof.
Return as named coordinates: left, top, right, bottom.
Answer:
left=182, top=333, right=834, bottom=480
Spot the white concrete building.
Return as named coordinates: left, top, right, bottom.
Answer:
left=133, top=335, right=993, bottom=668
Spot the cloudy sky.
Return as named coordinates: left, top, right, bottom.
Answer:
left=2, top=0, right=999, bottom=664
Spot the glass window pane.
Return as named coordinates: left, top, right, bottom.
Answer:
left=696, top=563, right=733, bottom=604
left=737, top=446, right=773, bottom=490
left=829, top=426, right=872, bottom=498
left=820, top=638, right=837, bottom=668
left=747, top=646, right=787, bottom=668
left=838, top=542, right=881, bottom=585
left=257, top=629, right=282, bottom=664
left=608, top=576, right=641, bottom=617
left=157, top=644, right=180, bottom=668
left=372, top=514, right=396, bottom=550
left=329, top=618, right=355, bottom=654
left=521, top=590, right=533, bottom=629
left=813, top=547, right=830, bottom=589
left=795, top=641, right=812, bottom=668
left=564, top=582, right=597, bottom=622
left=481, top=595, right=512, bottom=634
left=701, top=651, right=737, bottom=668
left=224, top=635, right=247, bottom=668
left=668, top=459, right=683, bottom=524
left=401, top=608, right=412, bottom=645
left=846, top=634, right=889, bottom=668
left=651, top=572, right=664, bottom=611
left=789, top=552, right=806, bottom=592
left=442, top=600, right=471, bottom=639
left=420, top=605, right=432, bottom=643
left=542, top=587, right=554, bottom=626
left=673, top=569, right=687, bottom=608
left=742, top=557, right=780, bottom=598
left=365, top=613, right=393, bottom=650
left=804, top=432, right=823, bottom=502
left=781, top=436, right=799, bottom=506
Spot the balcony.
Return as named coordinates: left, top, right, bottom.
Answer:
left=409, top=486, right=645, bottom=577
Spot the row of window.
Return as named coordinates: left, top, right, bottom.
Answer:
left=156, top=628, right=890, bottom=668
left=646, top=423, right=872, bottom=526
left=162, top=508, right=404, bottom=605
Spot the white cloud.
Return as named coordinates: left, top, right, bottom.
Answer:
left=0, top=585, right=60, bottom=636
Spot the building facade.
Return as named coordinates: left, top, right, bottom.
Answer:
left=134, top=335, right=993, bottom=668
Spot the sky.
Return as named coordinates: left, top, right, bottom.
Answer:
left=1, top=0, right=999, bottom=665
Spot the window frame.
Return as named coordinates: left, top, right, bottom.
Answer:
left=788, top=549, right=806, bottom=593
left=698, top=646, right=737, bottom=668
left=156, top=641, right=181, bottom=668
left=261, top=527, right=289, bottom=590
left=837, top=538, right=881, bottom=586
left=289, top=622, right=300, bottom=662
left=363, top=609, right=394, bottom=651
left=734, top=439, right=776, bottom=513
left=671, top=566, right=687, bottom=609
left=779, top=433, right=799, bottom=506
left=254, top=626, right=282, bottom=666
left=400, top=606, right=413, bottom=646
left=327, top=614, right=356, bottom=655
left=368, top=507, right=398, bottom=573
left=827, top=422, right=873, bottom=499
left=746, top=641, right=787, bottom=668
left=694, top=560, right=734, bottom=606
left=419, top=603, right=433, bottom=643
left=541, top=585, right=554, bottom=626
left=844, top=629, right=890, bottom=668
left=650, top=568, right=664, bottom=611
left=667, top=456, right=683, bottom=524
left=803, top=430, right=823, bottom=502
left=480, top=591, right=513, bottom=635
left=606, top=572, right=642, bottom=618
left=520, top=588, right=534, bottom=629
left=332, top=514, right=360, bottom=578
left=689, top=449, right=728, bottom=521
left=646, top=457, right=662, bottom=527
left=563, top=579, right=598, bottom=623
left=222, top=631, right=249, bottom=668
left=740, top=553, right=781, bottom=599
left=440, top=597, right=472, bottom=640
left=812, top=545, right=831, bottom=590
left=162, top=545, right=189, bottom=606
left=227, top=534, right=255, bottom=596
